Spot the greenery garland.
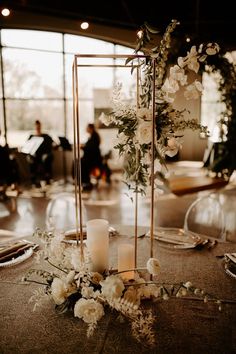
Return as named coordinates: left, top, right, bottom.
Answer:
left=202, top=54, right=236, bottom=178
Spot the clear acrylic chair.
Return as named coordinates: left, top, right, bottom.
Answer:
left=45, top=192, right=87, bottom=233
left=183, top=193, right=226, bottom=241
left=217, top=188, right=236, bottom=242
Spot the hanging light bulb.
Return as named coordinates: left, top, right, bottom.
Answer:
left=1, top=8, right=10, bottom=16
left=80, top=22, right=89, bottom=30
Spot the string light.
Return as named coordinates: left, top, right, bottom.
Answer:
left=80, top=22, right=89, bottom=30
left=1, top=8, right=10, bottom=16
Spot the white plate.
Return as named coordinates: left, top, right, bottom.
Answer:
left=224, top=256, right=236, bottom=280
left=146, top=227, right=202, bottom=249
left=63, top=226, right=118, bottom=244
left=0, top=246, right=34, bottom=267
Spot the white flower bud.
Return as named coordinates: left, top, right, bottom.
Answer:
left=146, top=258, right=160, bottom=275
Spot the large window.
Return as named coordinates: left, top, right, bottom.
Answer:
left=201, top=71, right=226, bottom=142
left=0, top=29, right=134, bottom=147
left=201, top=51, right=236, bottom=143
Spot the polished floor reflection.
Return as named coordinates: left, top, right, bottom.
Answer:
left=1, top=170, right=236, bottom=241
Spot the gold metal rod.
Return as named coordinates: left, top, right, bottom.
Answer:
left=72, top=53, right=150, bottom=266
left=134, top=65, right=140, bottom=269
left=74, top=54, right=147, bottom=59
left=134, top=184, right=138, bottom=268
left=72, top=62, right=79, bottom=248
left=76, top=64, right=136, bottom=68
left=74, top=56, right=84, bottom=263
left=150, top=59, right=156, bottom=261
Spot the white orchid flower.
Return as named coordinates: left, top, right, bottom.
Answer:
left=169, top=65, right=188, bottom=86
left=177, top=46, right=200, bottom=73
left=184, top=80, right=203, bottom=100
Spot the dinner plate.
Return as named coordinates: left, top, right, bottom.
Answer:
left=223, top=253, right=236, bottom=280
left=63, top=226, right=118, bottom=244
left=146, top=227, right=202, bottom=249
left=0, top=240, right=37, bottom=268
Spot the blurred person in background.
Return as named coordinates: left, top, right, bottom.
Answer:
left=26, top=120, right=55, bottom=187
left=73, top=123, right=102, bottom=191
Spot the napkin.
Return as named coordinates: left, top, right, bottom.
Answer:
left=0, top=241, right=33, bottom=263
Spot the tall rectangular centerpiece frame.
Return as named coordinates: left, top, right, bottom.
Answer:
left=72, top=53, right=156, bottom=268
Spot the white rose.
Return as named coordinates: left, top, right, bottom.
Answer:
left=51, top=278, right=67, bottom=305
left=100, top=275, right=124, bottom=299
left=51, top=277, right=76, bottom=305
left=165, top=137, right=182, bottom=157
left=81, top=286, right=94, bottom=299
left=146, top=258, right=160, bottom=275
left=136, top=121, right=152, bottom=145
left=137, top=107, right=153, bottom=121
left=74, top=298, right=104, bottom=324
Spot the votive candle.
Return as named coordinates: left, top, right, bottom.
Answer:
left=86, top=219, right=109, bottom=273
left=118, top=244, right=135, bottom=280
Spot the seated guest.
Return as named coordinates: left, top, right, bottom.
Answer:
left=26, top=120, right=55, bottom=187
left=72, top=123, right=102, bottom=190
left=0, top=129, right=20, bottom=200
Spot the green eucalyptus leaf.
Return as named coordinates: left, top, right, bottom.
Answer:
left=125, top=57, right=134, bottom=65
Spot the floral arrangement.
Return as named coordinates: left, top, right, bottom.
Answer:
left=100, top=20, right=220, bottom=194
left=24, top=229, right=222, bottom=346
left=23, top=20, right=223, bottom=348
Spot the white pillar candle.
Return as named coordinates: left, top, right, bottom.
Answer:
left=86, top=219, right=109, bottom=273
left=118, top=244, right=135, bottom=280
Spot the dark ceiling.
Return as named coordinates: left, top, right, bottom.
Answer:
left=1, top=0, right=236, bottom=51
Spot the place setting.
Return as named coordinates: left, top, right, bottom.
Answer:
left=62, top=225, right=118, bottom=244
left=0, top=239, right=38, bottom=268
left=215, top=252, right=236, bottom=280
left=145, top=227, right=210, bottom=250
left=223, top=253, right=236, bottom=279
